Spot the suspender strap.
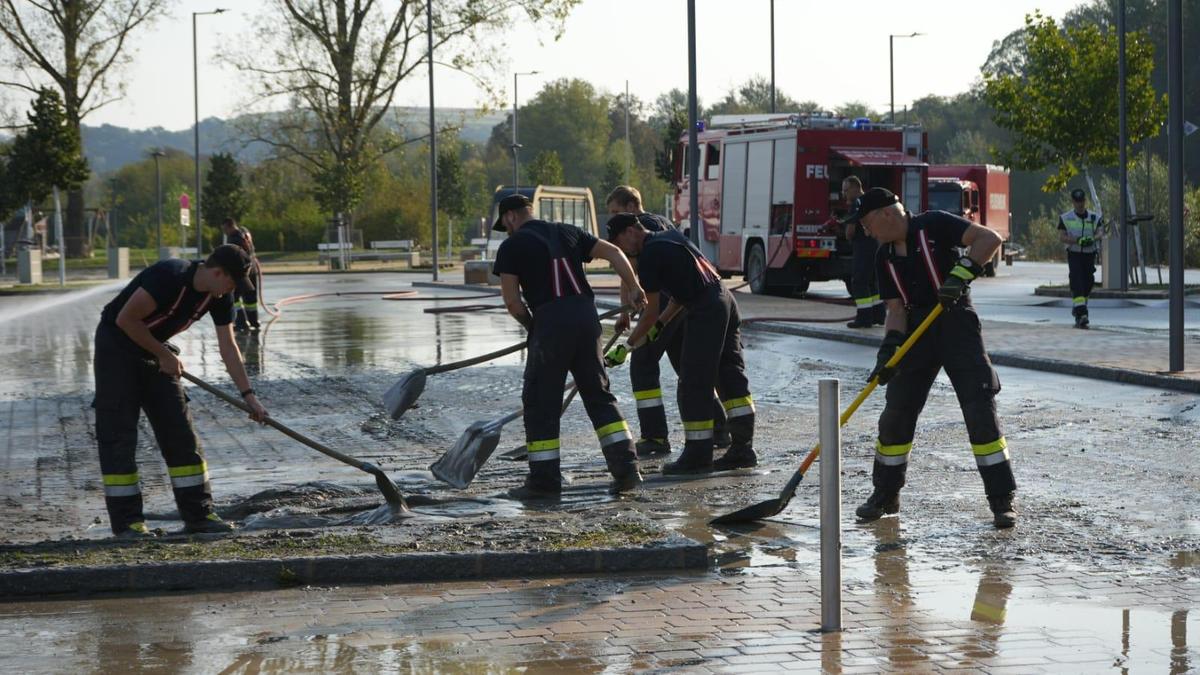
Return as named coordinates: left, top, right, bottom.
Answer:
left=884, top=226, right=944, bottom=309
left=523, top=227, right=584, bottom=299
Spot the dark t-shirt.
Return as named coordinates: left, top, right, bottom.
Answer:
left=637, top=229, right=721, bottom=306
left=636, top=212, right=674, bottom=233
left=876, top=210, right=972, bottom=308
left=99, top=259, right=235, bottom=351
left=226, top=227, right=255, bottom=255
left=492, top=220, right=597, bottom=310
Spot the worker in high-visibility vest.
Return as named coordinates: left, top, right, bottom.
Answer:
left=1058, top=188, right=1105, bottom=329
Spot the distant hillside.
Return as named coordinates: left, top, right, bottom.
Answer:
left=81, top=107, right=505, bottom=173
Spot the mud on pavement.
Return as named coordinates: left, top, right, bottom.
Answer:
left=1, top=275, right=1199, bottom=596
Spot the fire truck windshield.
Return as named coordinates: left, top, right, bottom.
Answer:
left=928, top=186, right=964, bottom=215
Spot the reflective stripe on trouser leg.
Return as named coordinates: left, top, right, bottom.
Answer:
left=683, top=419, right=714, bottom=441
left=94, top=330, right=148, bottom=533
left=1072, top=296, right=1087, bottom=307
left=722, top=395, right=754, bottom=419
left=630, top=331, right=670, bottom=441
left=595, top=420, right=632, bottom=449
left=973, top=437, right=1017, bottom=498
left=527, top=438, right=560, bottom=462
left=634, top=388, right=664, bottom=410
left=854, top=294, right=881, bottom=308
left=102, top=472, right=141, bottom=497
left=875, top=439, right=912, bottom=466
left=168, top=461, right=210, bottom=489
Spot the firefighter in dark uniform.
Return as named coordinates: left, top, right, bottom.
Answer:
left=841, top=176, right=885, bottom=328
left=842, top=188, right=1017, bottom=529
left=605, top=186, right=730, bottom=457
left=221, top=217, right=260, bottom=332
left=606, top=214, right=757, bottom=474
left=1058, top=188, right=1104, bottom=329
left=492, top=195, right=647, bottom=498
left=93, top=244, right=267, bottom=537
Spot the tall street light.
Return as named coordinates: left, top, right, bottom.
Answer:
left=889, top=32, right=922, bottom=124
left=152, top=149, right=166, bottom=255
left=512, top=70, right=539, bottom=188
left=193, top=8, right=227, bottom=255
left=769, top=0, right=776, bottom=113
left=427, top=0, right=438, bottom=281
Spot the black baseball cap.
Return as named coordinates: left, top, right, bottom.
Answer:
left=1070, top=188, right=1086, bottom=201
left=839, top=187, right=901, bottom=225
left=492, top=194, right=533, bottom=231
left=605, top=212, right=642, bottom=242
left=207, top=244, right=256, bottom=295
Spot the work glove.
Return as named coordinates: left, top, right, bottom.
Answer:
left=869, top=330, right=906, bottom=385
left=604, top=344, right=630, bottom=368
left=937, top=256, right=984, bottom=308
left=1077, top=236, right=1094, bottom=247
left=646, top=320, right=665, bottom=343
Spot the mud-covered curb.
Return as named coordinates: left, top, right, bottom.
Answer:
left=1035, top=284, right=1200, bottom=299
left=0, top=534, right=706, bottom=599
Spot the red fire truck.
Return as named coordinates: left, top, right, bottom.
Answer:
left=672, top=113, right=928, bottom=295
left=927, top=164, right=1011, bottom=275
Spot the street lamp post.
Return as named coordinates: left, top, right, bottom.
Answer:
left=769, top=0, right=776, bottom=114
left=889, top=32, right=922, bottom=124
left=193, top=8, right=226, bottom=256
left=152, top=150, right=165, bottom=255
left=512, top=70, right=539, bottom=188
left=427, top=0, right=438, bottom=281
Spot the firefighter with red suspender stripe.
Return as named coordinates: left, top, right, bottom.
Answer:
left=492, top=195, right=648, bottom=499
left=841, top=188, right=1018, bottom=529
left=606, top=214, right=758, bottom=475
left=93, top=245, right=267, bottom=537
left=604, top=186, right=731, bottom=458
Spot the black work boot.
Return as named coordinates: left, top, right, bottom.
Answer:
left=115, top=521, right=157, bottom=539
left=184, top=513, right=235, bottom=534
left=855, top=489, right=900, bottom=522
left=988, top=494, right=1018, bottom=529
left=635, top=438, right=670, bottom=458
left=713, top=428, right=733, bottom=450
left=873, top=304, right=887, bottom=326
left=662, top=444, right=713, bottom=475
left=508, top=460, right=563, bottom=500
left=846, top=308, right=874, bottom=329
left=713, top=442, right=757, bottom=471
left=608, top=469, right=644, bottom=495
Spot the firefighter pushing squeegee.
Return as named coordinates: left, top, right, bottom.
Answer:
left=842, top=188, right=1018, bottom=529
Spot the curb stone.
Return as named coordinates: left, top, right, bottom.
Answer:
left=0, top=534, right=707, bottom=600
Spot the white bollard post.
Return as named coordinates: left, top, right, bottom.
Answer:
left=819, top=378, right=842, bottom=632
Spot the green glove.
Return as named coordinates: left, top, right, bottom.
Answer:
left=938, top=257, right=983, bottom=308
left=869, top=330, right=906, bottom=384
left=604, top=343, right=629, bottom=368
left=1077, top=236, right=1094, bottom=247
left=647, top=320, right=665, bottom=343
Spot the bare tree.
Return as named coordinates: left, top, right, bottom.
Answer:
left=0, top=0, right=168, bottom=254
left=229, top=0, right=579, bottom=219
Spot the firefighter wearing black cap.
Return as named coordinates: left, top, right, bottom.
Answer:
left=843, top=188, right=1017, bottom=529
left=606, top=214, right=757, bottom=474
left=492, top=194, right=647, bottom=498
left=221, top=217, right=260, bottom=332
left=840, top=176, right=885, bottom=328
left=93, top=244, right=267, bottom=537
left=1058, top=188, right=1104, bottom=329
left=605, top=186, right=730, bottom=457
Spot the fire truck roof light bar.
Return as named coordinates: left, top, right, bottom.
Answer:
left=707, top=113, right=912, bottom=132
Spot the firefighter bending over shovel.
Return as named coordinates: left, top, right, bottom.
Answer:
left=492, top=194, right=647, bottom=499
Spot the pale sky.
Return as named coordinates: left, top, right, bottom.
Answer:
left=7, top=0, right=1088, bottom=130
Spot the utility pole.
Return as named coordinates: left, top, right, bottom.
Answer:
left=193, top=9, right=226, bottom=256
left=511, top=71, right=539, bottom=188
left=1167, top=0, right=1184, bottom=371
left=769, top=0, right=776, bottom=113
left=1117, top=0, right=1129, bottom=291
left=624, top=80, right=631, bottom=182
left=687, top=0, right=699, bottom=245
left=889, top=33, right=922, bottom=124
left=427, top=0, right=439, bottom=281
left=152, top=149, right=165, bottom=255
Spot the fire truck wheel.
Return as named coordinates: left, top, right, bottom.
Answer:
left=746, top=242, right=768, bottom=295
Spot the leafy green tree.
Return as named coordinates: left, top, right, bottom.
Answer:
left=6, top=88, right=89, bottom=206
left=834, top=101, right=880, bottom=120
left=437, top=144, right=469, bottom=220
left=651, top=89, right=691, bottom=183
left=202, top=152, right=249, bottom=229
left=707, top=76, right=802, bottom=116
left=526, top=150, right=564, bottom=186
left=983, top=12, right=1166, bottom=191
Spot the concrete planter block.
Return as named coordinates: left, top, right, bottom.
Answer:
left=107, top=248, right=129, bottom=280
left=17, top=249, right=41, bottom=285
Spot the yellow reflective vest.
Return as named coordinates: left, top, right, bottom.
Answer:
left=1060, top=209, right=1102, bottom=253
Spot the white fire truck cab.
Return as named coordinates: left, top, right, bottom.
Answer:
left=672, top=113, right=928, bottom=295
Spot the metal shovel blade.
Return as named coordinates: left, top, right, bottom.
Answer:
left=500, top=445, right=528, bottom=461
left=709, top=468, right=805, bottom=525
left=361, top=462, right=411, bottom=511
left=430, top=421, right=503, bottom=489
left=384, top=369, right=427, bottom=420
